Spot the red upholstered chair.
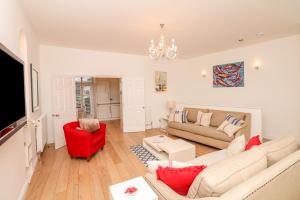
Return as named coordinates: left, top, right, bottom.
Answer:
left=63, top=121, right=106, bottom=161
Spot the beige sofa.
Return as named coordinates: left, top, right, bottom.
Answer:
left=167, top=108, right=251, bottom=149
left=145, top=135, right=300, bottom=200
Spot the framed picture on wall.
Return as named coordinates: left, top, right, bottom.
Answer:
left=154, top=71, right=167, bottom=92
left=213, top=61, right=244, bottom=88
left=30, top=64, right=40, bottom=112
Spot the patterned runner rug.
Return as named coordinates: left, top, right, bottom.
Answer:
left=130, top=144, right=159, bottom=167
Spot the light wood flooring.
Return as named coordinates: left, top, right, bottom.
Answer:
left=25, top=120, right=216, bottom=200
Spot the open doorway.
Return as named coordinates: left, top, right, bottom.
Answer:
left=75, top=76, right=121, bottom=125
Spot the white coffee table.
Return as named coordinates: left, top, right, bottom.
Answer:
left=143, top=135, right=195, bottom=162
left=109, top=176, right=158, bottom=200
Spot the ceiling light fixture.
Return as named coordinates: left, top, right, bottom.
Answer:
left=148, top=24, right=178, bottom=60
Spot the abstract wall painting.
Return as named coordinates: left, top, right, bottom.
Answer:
left=213, top=61, right=244, bottom=88
left=155, top=71, right=167, bottom=92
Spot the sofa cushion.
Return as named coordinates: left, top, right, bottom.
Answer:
left=156, top=165, right=207, bottom=195
left=259, top=135, right=298, bottom=166
left=168, top=122, right=233, bottom=142
left=187, top=147, right=267, bottom=198
left=195, top=112, right=213, bottom=127
left=209, top=109, right=245, bottom=127
left=188, top=149, right=228, bottom=166
left=169, top=122, right=234, bottom=142
left=184, top=108, right=208, bottom=123
left=227, top=135, right=245, bottom=156
left=217, top=121, right=244, bottom=137
left=168, top=110, right=188, bottom=123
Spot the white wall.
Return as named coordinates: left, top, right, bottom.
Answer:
left=39, top=45, right=186, bottom=143
left=40, top=35, right=300, bottom=143
left=174, top=35, right=300, bottom=141
left=0, top=0, right=40, bottom=199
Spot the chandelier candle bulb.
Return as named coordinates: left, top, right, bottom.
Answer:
left=148, top=24, right=178, bottom=60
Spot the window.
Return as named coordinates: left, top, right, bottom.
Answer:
left=75, top=77, right=93, bottom=118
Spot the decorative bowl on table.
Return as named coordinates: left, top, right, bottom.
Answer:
left=124, top=186, right=138, bottom=196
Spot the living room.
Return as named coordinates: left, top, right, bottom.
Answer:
left=0, top=0, right=300, bottom=200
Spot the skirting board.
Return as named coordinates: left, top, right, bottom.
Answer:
left=17, top=156, right=38, bottom=200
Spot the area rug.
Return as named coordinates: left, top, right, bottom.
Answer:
left=130, top=144, right=159, bottom=167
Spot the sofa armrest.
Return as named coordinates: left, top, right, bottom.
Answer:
left=145, top=173, right=189, bottom=200
left=144, top=173, right=218, bottom=200
left=234, top=129, right=242, bottom=138
left=188, top=149, right=227, bottom=166
left=234, top=123, right=249, bottom=140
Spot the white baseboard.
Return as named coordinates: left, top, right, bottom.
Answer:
left=17, top=181, right=29, bottom=200
left=99, top=117, right=120, bottom=121
left=17, top=156, right=38, bottom=200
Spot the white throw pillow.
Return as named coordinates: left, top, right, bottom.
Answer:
left=217, top=120, right=230, bottom=131
left=79, top=118, right=100, bottom=132
left=195, top=111, right=203, bottom=125
left=200, top=113, right=212, bottom=127
left=223, top=123, right=243, bottom=137
left=227, top=135, right=245, bottom=156
left=174, top=111, right=182, bottom=122
left=195, top=111, right=212, bottom=127
left=168, top=110, right=188, bottom=123
left=217, top=115, right=245, bottom=137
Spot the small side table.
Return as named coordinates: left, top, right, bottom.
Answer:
left=159, top=116, right=168, bottom=132
left=109, top=176, right=158, bottom=200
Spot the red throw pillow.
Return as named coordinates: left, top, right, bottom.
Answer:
left=245, top=135, right=262, bottom=150
left=156, top=165, right=207, bottom=195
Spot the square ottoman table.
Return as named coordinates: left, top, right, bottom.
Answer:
left=109, top=176, right=158, bottom=200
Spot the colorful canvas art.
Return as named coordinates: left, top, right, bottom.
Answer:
left=213, top=61, right=244, bottom=88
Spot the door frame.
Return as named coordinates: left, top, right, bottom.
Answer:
left=73, top=74, right=124, bottom=127
left=54, top=74, right=146, bottom=134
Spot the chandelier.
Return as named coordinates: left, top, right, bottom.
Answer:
left=148, top=24, right=178, bottom=60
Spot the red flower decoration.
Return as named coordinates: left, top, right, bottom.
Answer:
left=124, top=186, right=137, bottom=195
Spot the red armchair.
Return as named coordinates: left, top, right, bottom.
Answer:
left=63, top=121, right=106, bottom=161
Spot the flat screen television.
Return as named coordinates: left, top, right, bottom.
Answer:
left=0, top=43, right=27, bottom=145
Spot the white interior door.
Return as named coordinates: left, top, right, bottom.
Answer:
left=122, top=77, right=145, bottom=132
left=96, top=81, right=111, bottom=120
left=52, top=76, right=77, bottom=149
left=110, top=79, right=120, bottom=103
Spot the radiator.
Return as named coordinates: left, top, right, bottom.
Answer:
left=35, top=114, right=47, bottom=153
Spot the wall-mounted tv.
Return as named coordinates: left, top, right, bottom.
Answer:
left=0, top=43, right=27, bottom=145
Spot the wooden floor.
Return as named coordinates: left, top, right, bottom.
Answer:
left=25, top=120, right=216, bottom=200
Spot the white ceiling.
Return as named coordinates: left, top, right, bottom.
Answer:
left=20, top=0, right=300, bottom=58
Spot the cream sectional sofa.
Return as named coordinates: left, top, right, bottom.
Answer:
left=145, top=135, right=300, bottom=200
left=167, top=108, right=251, bottom=149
